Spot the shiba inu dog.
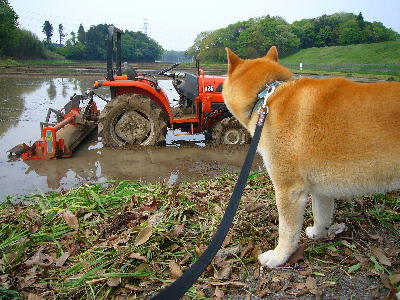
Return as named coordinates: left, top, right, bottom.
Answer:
left=222, top=46, right=400, bottom=268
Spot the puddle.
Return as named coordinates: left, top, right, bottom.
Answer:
left=0, top=75, right=263, bottom=201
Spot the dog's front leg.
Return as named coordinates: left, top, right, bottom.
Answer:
left=258, top=188, right=307, bottom=268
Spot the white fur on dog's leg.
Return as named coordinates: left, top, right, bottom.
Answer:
left=307, top=194, right=335, bottom=240
left=258, top=250, right=287, bottom=268
left=305, top=225, right=328, bottom=240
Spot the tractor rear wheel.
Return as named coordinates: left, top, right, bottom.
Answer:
left=211, top=117, right=250, bottom=145
left=98, top=94, right=167, bottom=147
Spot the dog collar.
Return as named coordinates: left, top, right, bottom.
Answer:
left=252, top=81, right=281, bottom=114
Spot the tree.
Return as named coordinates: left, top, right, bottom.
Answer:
left=0, top=0, right=19, bottom=55
left=42, top=20, right=53, bottom=44
left=58, top=23, right=66, bottom=45
left=77, top=23, right=86, bottom=43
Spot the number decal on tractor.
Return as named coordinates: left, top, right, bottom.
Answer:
left=205, top=85, right=214, bottom=92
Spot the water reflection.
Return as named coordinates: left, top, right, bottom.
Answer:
left=0, top=76, right=109, bottom=201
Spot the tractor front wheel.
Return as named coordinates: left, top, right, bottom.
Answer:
left=98, top=94, right=167, bottom=147
left=211, top=117, right=250, bottom=145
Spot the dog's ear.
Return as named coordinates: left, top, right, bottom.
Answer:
left=226, top=48, right=242, bottom=75
left=265, top=46, right=278, bottom=62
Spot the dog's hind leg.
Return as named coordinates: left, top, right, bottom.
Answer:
left=305, top=194, right=335, bottom=240
left=258, top=188, right=308, bottom=268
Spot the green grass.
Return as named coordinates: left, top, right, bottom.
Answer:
left=280, top=41, right=400, bottom=77
left=281, top=41, right=400, bottom=64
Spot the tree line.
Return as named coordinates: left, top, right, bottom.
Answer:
left=187, top=12, right=399, bottom=62
left=0, top=0, right=163, bottom=62
left=0, top=0, right=46, bottom=59
left=55, top=23, right=163, bottom=62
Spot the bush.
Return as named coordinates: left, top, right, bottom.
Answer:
left=12, top=29, right=46, bottom=59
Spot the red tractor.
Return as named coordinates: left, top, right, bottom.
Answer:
left=9, top=26, right=249, bottom=160
left=94, top=26, right=250, bottom=146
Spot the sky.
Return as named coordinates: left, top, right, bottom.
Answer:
left=8, top=0, right=400, bottom=51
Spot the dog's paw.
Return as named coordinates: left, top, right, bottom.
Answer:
left=258, top=250, right=287, bottom=268
left=305, top=226, right=328, bottom=240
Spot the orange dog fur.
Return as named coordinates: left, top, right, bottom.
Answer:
left=222, top=46, right=400, bottom=268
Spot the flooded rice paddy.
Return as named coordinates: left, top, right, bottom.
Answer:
left=0, top=76, right=263, bottom=201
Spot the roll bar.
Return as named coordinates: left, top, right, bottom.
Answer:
left=107, top=26, right=123, bottom=81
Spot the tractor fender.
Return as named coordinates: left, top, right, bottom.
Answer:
left=101, top=80, right=173, bottom=123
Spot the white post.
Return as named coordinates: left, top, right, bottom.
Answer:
left=299, top=62, right=303, bottom=71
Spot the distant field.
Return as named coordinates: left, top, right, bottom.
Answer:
left=281, top=41, right=400, bottom=76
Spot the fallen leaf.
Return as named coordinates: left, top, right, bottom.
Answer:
left=134, top=226, right=153, bottom=246
left=256, top=289, right=271, bottom=297
left=379, top=273, right=392, bottom=289
left=27, top=293, right=43, bottom=300
left=245, top=202, right=265, bottom=213
left=327, top=223, right=347, bottom=236
left=252, top=245, right=263, bottom=259
left=222, top=235, right=232, bottom=247
left=389, top=273, right=400, bottom=285
left=148, top=212, right=163, bottom=225
left=354, top=254, right=369, bottom=265
left=169, top=261, right=182, bottom=279
left=213, top=287, right=224, bottom=300
left=25, top=248, right=47, bottom=266
left=214, top=265, right=232, bottom=280
left=287, top=243, right=306, bottom=265
left=306, top=276, right=320, bottom=296
left=240, top=241, right=254, bottom=258
left=371, top=247, right=391, bottom=266
left=63, top=210, right=79, bottom=230
left=55, top=251, right=70, bottom=267
left=171, top=224, right=184, bottom=237
left=139, top=199, right=159, bottom=212
left=129, top=252, right=147, bottom=261
left=107, top=277, right=121, bottom=287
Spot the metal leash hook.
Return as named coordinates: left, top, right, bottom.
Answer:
left=256, top=85, right=274, bottom=126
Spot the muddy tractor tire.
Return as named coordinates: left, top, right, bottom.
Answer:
left=98, top=94, right=167, bottom=146
left=211, top=117, right=251, bottom=145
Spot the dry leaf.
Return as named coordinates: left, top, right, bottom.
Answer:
left=25, top=248, right=48, bottom=266
left=240, top=241, right=254, bottom=258
left=169, top=261, right=182, bottom=279
left=222, top=235, right=232, bottom=247
left=214, top=265, right=232, bottom=280
left=371, top=247, right=391, bottom=266
left=63, top=210, right=79, bottom=230
left=172, top=224, right=184, bottom=237
left=55, top=251, right=70, bottom=267
left=306, top=276, right=320, bottom=296
left=245, top=202, right=265, bottom=212
left=129, top=252, right=147, bottom=261
left=251, top=244, right=262, bottom=258
left=107, top=277, right=121, bottom=287
left=134, top=226, right=153, bottom=246
left=27, top=293, right=43, bottom=300
left=287, top=243, right=306, bottom=265
left=213, top=287, right=224, bottom=300
left=389, top=273, right=400, bottom=285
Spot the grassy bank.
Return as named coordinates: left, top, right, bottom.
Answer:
left=1, top=173, right=399, bottom=299
left=280, top=41, right=400, bottom=78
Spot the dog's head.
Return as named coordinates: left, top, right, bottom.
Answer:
left=222, top=47, right=292, bottom=126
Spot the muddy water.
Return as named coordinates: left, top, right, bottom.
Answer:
left=0, top=76, right=263, bottom=201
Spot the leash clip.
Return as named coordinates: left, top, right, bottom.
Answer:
left=257, top=85, right=275, bottom=116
